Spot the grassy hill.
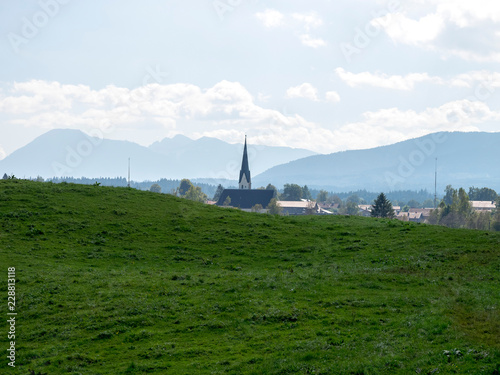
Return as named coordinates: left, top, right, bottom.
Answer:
left=1, top=180, right=499, bottom=374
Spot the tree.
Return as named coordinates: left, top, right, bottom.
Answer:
left=457, top=188, right=471, bottom=217
left=436, top=187, right=472, bottom=228
left=422, top=199, right=434, bottom=208
left=316, top=190, right=329, bottom=203
left=427, top=209, right=439, bottom=225
left=267, top=198, right=282, bottom=215
left=213, top=184, right=225, bottom=201
left=223, top=196, right=231, bottom=206
left=371, top=193, right=395, bottom=218
left=302, top=185, right=312, bottom=200
left=282, top=184, right=302, bottom=201
left=330, top=195, right=342, bottom=207
left=305, top=201, right=317, bottom=215
left=443, top=185, right=456, bottom=206
left=178, top=179, right=194, bottom=196
left=346, top=194, right=360, bottom=204
left=251, top=204, right=263, bottom=212
left=407, top=199, right=421, bottom=208
left=468, top=187, right=498, bottom=201
left=493, top=207, right=500, bottom=231
left=467, top=211, right=491, bottom=230
left=184, top=185, right=207, bottom=203
left=266, top=183, right=279, bottom=199
left=345, top=201, right=359, bottom=216
left=150, top=183, right=161, bottom=193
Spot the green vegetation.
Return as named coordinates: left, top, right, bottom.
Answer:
left=1, top=180, right=499, bottom=374
left=371, top=193, right=395, bottom=219
left=430, top=185, right=499, bottom=230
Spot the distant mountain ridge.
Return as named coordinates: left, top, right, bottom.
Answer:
left=253, top=131, right=500, bottom=193
left=0, top=129, right=316, bottom=181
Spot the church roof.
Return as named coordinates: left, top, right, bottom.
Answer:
left=216, top=189, right=274, bottom=209
left=239, top=136, right=251, bottom=186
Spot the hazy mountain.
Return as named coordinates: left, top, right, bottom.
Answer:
left=0, top=129, right=170, bottom=181
left=253, top=132, right=500, bottom=193
left=149, top=135, right=317, bottom=179
left=0, top=129, right=316, bottom=181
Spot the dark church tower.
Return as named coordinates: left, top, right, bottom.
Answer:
left=239, top=136, right=251, bottom=189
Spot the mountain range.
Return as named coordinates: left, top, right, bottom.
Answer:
left=253, top=131, right=500, bottom=193
left=1, top=130, right=498, bottom=193
left=0, top=129, right=316, bottom=182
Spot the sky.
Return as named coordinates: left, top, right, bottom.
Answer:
left=1, top=0, right=500, bottom=159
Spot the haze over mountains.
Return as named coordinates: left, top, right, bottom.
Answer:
left=1, top=130, right=498, bottom=193
left=253, top=132, right=500, bottom=193
left=0, top=129, right=316, bottom=182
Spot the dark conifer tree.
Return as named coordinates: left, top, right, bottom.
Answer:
left=371, top=193, right=395, bottom=218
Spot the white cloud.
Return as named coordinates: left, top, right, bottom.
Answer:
left=325, top=91, right=341, bottom=103
left=2, top=79, right=498, bottom=156
left=372, top=12, right=445, bottom=46
left=257, top=92, right=271, bottom=102
left=335, top=68, right=443, bottom=90
left=256, top=10, right=326, bottom=48
left=292, top=12, right=323, bottom=31
left=299, top=34, right=327, bottom=48
left=434, top=0, right=500, bottom=27
left=326, top=99, right=497, bottom=152
left=255, top=9, right=284, bottom=28
left=450, top=71, right=500, bottom=90
left=0, top=146, right=6, bottom=161
left=335, top=68, right=500, bottom=91
left=0, top=80, right=333, bottom=153
left=286, top=83, right=319, bottom=101
left=372, top=1, right=500, bottom=61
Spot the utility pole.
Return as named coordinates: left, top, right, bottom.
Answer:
left=128, top=158, right=131, bottom=188
left=434, top=158, right=437, bottom=209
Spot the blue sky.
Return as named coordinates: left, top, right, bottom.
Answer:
left=1, top=0, right=499, bottom=159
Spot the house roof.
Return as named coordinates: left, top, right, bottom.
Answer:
left=409, top=208, right=433, bottom=216
left=471, top=201, right=496, bottom=209
left=397, top=212, right=423, bottom=219
left=278, top=201, right=317, bottom=208
left=216, top=189, right=274, bottom=209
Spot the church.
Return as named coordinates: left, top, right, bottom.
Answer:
left=216, top=136, right=274, bottom=210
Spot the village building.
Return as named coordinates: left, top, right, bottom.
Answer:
left=277, top=200, right=320, bottom=215
left=396, top=211, right=425, bottom=223
left=216, top=136, right=274, bottom=210
left=470, top=201, right=496, bottom=212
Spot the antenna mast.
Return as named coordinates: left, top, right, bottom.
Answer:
left=128, top=157, right=131, bottom=188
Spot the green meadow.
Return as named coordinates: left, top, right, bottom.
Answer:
left=0, top=180, right=499, bottom=374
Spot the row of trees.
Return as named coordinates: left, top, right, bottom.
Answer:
left=368, top=186, right=500, bottom=231
left=159, top=179, right=500, bottom=230
left=428, top=185, right=500, bottom=230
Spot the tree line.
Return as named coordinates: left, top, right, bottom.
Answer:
left=427, top=185, right=499, bottom=230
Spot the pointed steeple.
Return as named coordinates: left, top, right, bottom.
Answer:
left=239, top=135, right=251, bottom=189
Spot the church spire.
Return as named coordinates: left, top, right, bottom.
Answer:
left=239, top=135, right=251, bottom=189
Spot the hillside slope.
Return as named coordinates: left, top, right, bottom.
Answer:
left=254, top=131, right=500, bottom=192
left=0, top=180, right=499, bottom=374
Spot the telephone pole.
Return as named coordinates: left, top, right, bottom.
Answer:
left=128, top=158, right=131, bottom=188
left=434, top=158, right=437, bottom=209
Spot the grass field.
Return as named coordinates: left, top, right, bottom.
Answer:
left=1, top=180, right=499, bottom=374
